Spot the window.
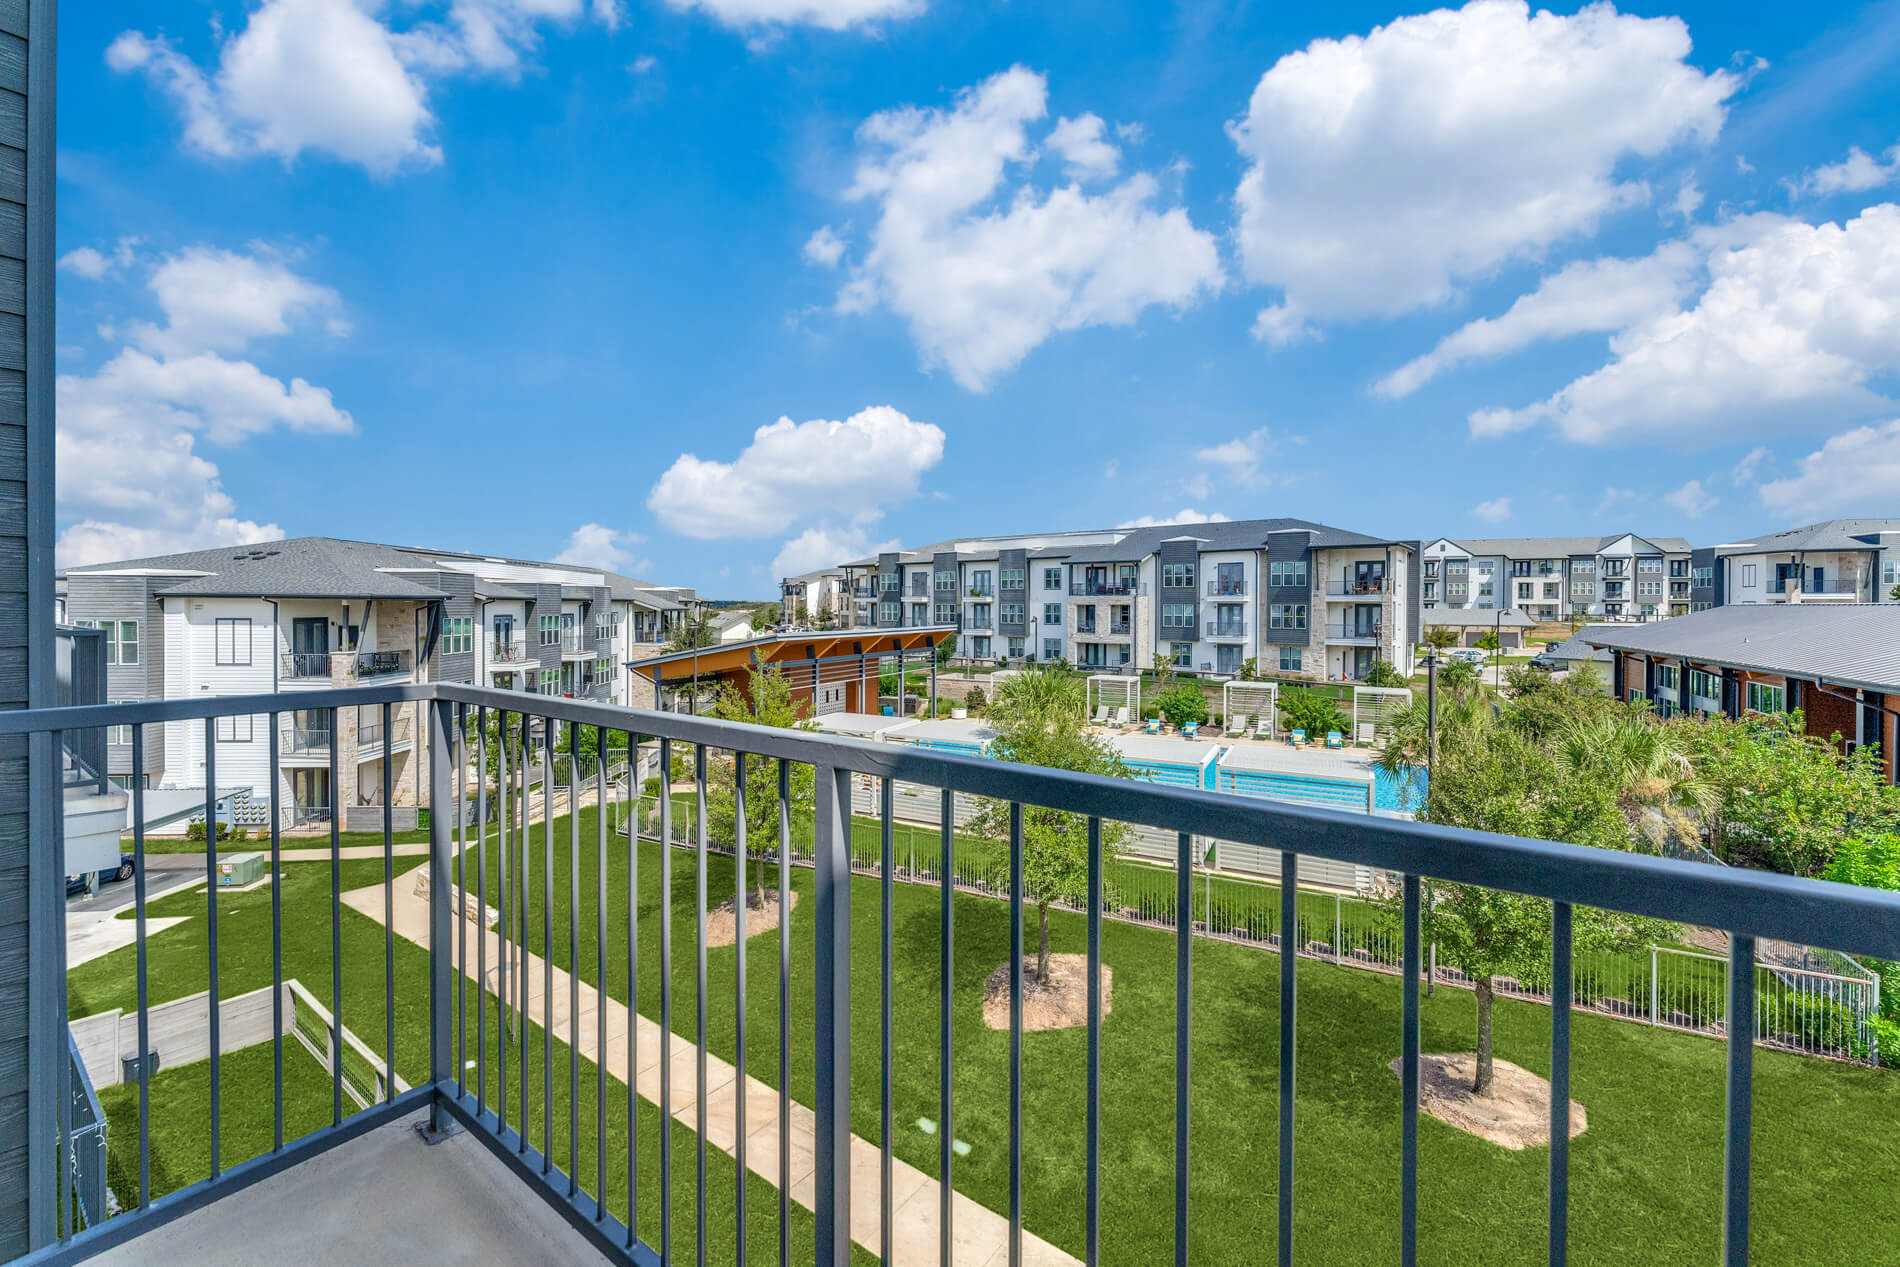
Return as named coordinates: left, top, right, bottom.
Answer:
left=1043, top=603, right=1062, bottom=625
left=216, top=713, right=255, bottom=743
left=1423, top=583, right=1437, bottom=600
left=1742, top=564, right=1757, bottom=587
left=539, top=615, right=560, bottom=646
left=1746, top=681, right=1784, bottom=715
left=1161, top=603, right=1194, bottom=628
left=935, top=603, right=956, bottom=625
left=1517, top=582, right=1532, bottom=600
left=1572, top=582, right=1595, bottom=597
left=1638, top=557, right=1662, bottom=573
left=214, top=617, right=252, bottom=666
left=1269, top=603, right=1307, bottom=630
left=1269, top=560, right=1307, bottom=588
left=1037, top=567, right=1059, bottom=590
left=1008, top=637, right=1026, bottom=657
left=1279, top=646, right=1302, bottom=672
left=910, top=603, right=929, bottom=625
left=106, top=700, right=136, bottom=746
left=936, top=570, right=956, bottom=592
left=1000, top=568, right=1026, bottom=589
left=1693, top=566, right=1714, bottom=587
left=86, top=619, right=141, bottom=665
left=969, top=636, right=992, bottom=658
left=1477, top=581, right=1493, bottom=598
left=1170, top=642, right=1193, bottom=667
left=1570, top=560, right=1595, bottom=575
left=881, top=574, right=899, bottom=593
left=1885, top=560, right=1898, bottom=587
left=1638, top=580, right=1662, bottom=597
left=445, top=616, right=473, bottom=654
left=1656, top=664, right=1678, bottom=690
left=1161, top=562, right=1196, bottom=588
left=1000, top=602, right=1024, bottom=625
left=878, top=602, right=900, bottom=624
left=538, top=668, right=559, bottom=694
left=596, top=655, right=616, bottom=681
left=1542, top=583, right=1559, bottom=599
left=1689, top=669, right=1720, bottom=700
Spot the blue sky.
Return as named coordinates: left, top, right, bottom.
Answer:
left=54, top=0, right=1900, bottom=594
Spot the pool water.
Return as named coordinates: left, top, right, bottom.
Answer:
left=1215, top=763, right=1427, bottom=815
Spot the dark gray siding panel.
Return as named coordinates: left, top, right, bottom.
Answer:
left=1264, top=531, right=1312, bottom=646
left=1154, top=539, right=1197, bottom=647
left=1691, top=546, right=1719, bottom=608
left=931, top=551, right=959, bottom=627
left=430, top=571, right=476, bottom=683
left=875, top=551, right=901, bottom=628
left=998, top=547, right=1027, bottom=636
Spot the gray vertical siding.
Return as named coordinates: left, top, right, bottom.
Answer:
left=533, top=583, right=563, bottom=688
left=2, top=1, right=47, bottom=1251
left=1263, top=531, right=1311, bottom=647
left=875, top=551, right=901, bottom=628
left=64, top=573, right=165, bottom=781
left=997, top=548, right=1027, bottom=638
left=430, top=571, right=476, bottom=683
left=931, top=551, right=959, bottom=627
left=1153, top=539, right=1198, bottom=649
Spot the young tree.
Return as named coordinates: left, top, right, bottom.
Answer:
left=1421, top=626, right=1458, bottom=655
left=1436, top=656, right=1481, bottom=695
left=1475, top=630, right=1503, bottom=687
left=969, top=668, right=1130, bottom=984
left=1279, top=687, right=1348, bottom=738
left=1154, top=683, right=1209, bottom=729
left=934, top=631, right=957, bottom=667
left=665, top=611, right=718, bottom=653
left=1361, top=657, right=1406, bottom=688
left=708, top=664, right=818, bottom=907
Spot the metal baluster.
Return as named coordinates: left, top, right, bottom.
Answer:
left=1401, top=875, right=1421, bottom=1266
left=1279, top=853, right=1296, bottom=1267
left=133, top=724, right=152, bottom=1207
left=813, top=763, right=853, bottom=1266
left=734, top=752, right=749, bottom=1264
left=882, top=777, right=896, bottom=1267
left=1086, top=815, right=1102, bottom=1266
left=499, top=713, right=512, bottom=1138
left=660, top=737, right=675, bottom=1267
left=330, top=708, right=343, bottom=1127
left=941, top=788, right=955, bottom=1266
left=1008, top=802, right=1024, bottom=1267
left=696, top=742, right=709, bottom=1267
left=544, top=717, right=555, bottom=1173
left=477, top=708, right=489, bottom=1120
left=1550, top=902, right=1572, bottom=1266
left=628, top=731, right=643, bottom=1252
left=1724, top=936, right=1755, bottom=1266
left=1175, top=831, right=1191, bottom=1267
left=570, top=720, right=581, bottom=1196
left=778, top=757, right=792, bottom=1267
left=388, top=701, right=400, bottom=1104
left=517, top=714, right=529, bottom=1155
left=204, top=717, right=222, bottom=1174
left=597, top=729, right=610, bottom=1219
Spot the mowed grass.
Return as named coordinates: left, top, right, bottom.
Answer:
left=73, top=808, right=1900, bottom=1265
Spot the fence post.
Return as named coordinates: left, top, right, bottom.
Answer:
left=813, top=762, right=853, bottom=1266
left=1650, top=947, right=1660, bottom=1025
left=426, top=697, right=455, bottom=1131
left=1334, top=895, right=1343, bottom=964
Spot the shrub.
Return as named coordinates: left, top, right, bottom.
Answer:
left=1280, top=688, right=1348, bottom=737
left=643, top=777, right=662, bottom=797
left=1362, top=658, right=1405, bottom=688
left=965, top=686, right=987, bottom=712
left=1154, top=684, right=1209, bottom=729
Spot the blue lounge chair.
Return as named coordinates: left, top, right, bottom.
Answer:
left=1182, top=721, right=1198, bottom=740
left=1289, top=729, right=1307, bottom=747
left=1146, top=716, right=1161, bottom=735
left=1325, top=731, right=1344, bottom=749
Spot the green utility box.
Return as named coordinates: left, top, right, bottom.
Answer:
left=217, top=852, right=266, bottom=887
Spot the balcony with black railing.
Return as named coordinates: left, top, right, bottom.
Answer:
left=281, top=651, right=333, bottom=680
left=12, top=684, right=1900, bottom=1267
left=1070, top=579, right=1135, bottom=596
left=352, top=649, right=411, bottom=679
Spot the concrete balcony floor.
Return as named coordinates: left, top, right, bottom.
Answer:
left=88, top=1110, right=613, bottom=1267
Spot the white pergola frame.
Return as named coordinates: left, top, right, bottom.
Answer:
left=1351, top=685, right=1413, bottom=744
left=1221, top=681, right=1279, bottom=735
left=1086, top=674, right=1141, bottom=721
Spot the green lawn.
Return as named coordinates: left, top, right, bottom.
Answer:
left=73, top=809, right=1900, bottom=1264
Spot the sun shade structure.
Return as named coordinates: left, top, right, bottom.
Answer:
left=626, top=626, right=955, bottom=716
left=1351, top=685, right=1413, bottom=744
left=1086, top=673, right=1141, bottom=722
left=1222, top=681, right=1278, bottom=735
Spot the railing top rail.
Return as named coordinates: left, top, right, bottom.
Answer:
left=7, top=680, right=1900, bottom=960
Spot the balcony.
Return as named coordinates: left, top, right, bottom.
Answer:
left=279, top=719, right=332, bottom=755
left=356, top=713, right=414, bottom=751
left=1070, top=579, right=1135, bottom=596
left=1324, top=623, right=1383, bottom=643
left=1771, top=578, right=1860, bottom=597
left=13, top=685, right=1900, bottom=1267
left=281, top=651, right=333, bottom=679
left=351, top=650, right=411, bottom=680
left=1205, top=578, right=1246, bottom=597
left=490, top=638, right=530, bottom=664
left=1205, top=621, right=1247, bottom=640
left=1325, top=577, right=1386, bottom=597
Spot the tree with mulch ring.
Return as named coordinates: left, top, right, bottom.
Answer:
left=967, top=667, right=1130, bottom=1023
left=707, top=663, right=816, bottom=914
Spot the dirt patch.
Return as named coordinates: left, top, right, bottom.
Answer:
left=981, top=954, right=1113, bottom=1032
left=1388, top=1053, right=1586, bottom=1151
left=704, top=888, right=797, bottom=948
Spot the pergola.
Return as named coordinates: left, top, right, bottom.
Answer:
left=1086, top=673, right=1140, bottom=721
left=1351, top=685, right=1413, bottom=744
left=1221, top=681, right=1278, bottom=736
left=626, top=627, right=956, bottom=718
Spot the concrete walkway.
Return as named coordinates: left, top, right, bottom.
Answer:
left=343, top=878, right=1077, bottom=1266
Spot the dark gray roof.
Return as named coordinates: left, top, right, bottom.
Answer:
left=1581, top=604, right=1900, bottom=692
left=1544, top=627, right=1615, bottom=664
left=1710, top=519, right=1900, bottom=556
left=65, top=538, right=452, bottom=600
left=1060, top=517, right=1395, bottom=564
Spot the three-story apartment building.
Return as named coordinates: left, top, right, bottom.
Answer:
left=798, top=517, right=1419, bottom=682
left=61, top=537, right=695, bottom=826
left=1687, top=519, right=1900, bottom=610
left=1418, top=533, right=1693, bottom=622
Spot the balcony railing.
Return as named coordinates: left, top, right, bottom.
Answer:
left=561, top=629, right=584, bottom=653
left=352, top=650, right=410, bottom=679
left=490, top=638, right=530, bottom=663
left=1205, top=622, right=1247, bottom=640
left=1325, top=623, right=1383, bottom=640
left=12, top=684, right=1900, bottom=1266
left=1772, top=578, right=1859, bottom=595
left=357, top=714, right=414, bottom=749
left=281, top=651, right=333, bottom=678
left=1205, top=579, right=1246, bottom=597
left=279, top=720, right=332, bottom=753
left=1325, top=577, right=1386, bottom=596
left=1070, top=580, right=1135, bottom=596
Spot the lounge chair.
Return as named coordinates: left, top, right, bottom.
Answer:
left=1289, top=729, right=1307, bottom=748
left=1146, top=716, right=1161, bottom=735
left=1325, top=731, right=1345, bottom=749
left=1356, top=722, right=1375, bottom=746
left=1255, top=716, right=1274, bottom=739
left=1114, top=706, right=1130, bottom=727
left=1092, top=705, right=1109, bottom=724
left=1227, top=713, right=1248, bottom=737
left=1182, top=721, right=1198, bottom=740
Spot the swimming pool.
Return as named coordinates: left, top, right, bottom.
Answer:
left=1215, top=763, right=1426, bottom=815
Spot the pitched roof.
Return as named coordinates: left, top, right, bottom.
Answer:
left=1437, top=533, right=1692, bottom=557
left=1708, top=519, right=1900, bottom=555
left=1580, top=604, right=1900, bottom=692
left=1420, top=608, right=1535, bottom=627
left=1544, top=627, right=1615, bottom=663
left=64, top=538, right=453, bottom=600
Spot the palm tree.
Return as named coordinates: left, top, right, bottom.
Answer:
left=989, top=664, right=1085, bottom=730
left=1547, top=712, right=1710, bottom=849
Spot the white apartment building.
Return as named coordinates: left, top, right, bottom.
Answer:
left=62, top=537, right=696, bottom=828
left=1689, top=519, right=1900, bottom=609
left=796, top=518, right=1419, bottom=683
left=1419, top=533, right=1693, bottom=622
left=778, top=567, right=849, bottom=626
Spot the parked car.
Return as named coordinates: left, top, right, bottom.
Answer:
left=66, top=854, right=135, bottom=897
left=1527, top=652, right=1560, bottom=671
left=1445, top=647, right=1489, bottom=664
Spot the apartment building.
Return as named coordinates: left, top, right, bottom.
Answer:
left=1583, top=604, right=1900, bottom=785
left=60, top=537, right=695, bottom=824
left=1418, top=533, right=1693, bottom=622
left=793, top=517, right=1419, bottom=682
left=1688, top=519, right=1900, bottom=610
left=778, top=567, right=849, bottom=625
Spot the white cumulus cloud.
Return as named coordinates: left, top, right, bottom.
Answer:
left=1229, top=0, right=1735, bottom=323
left=1790, top=141, right=1900, bottom=198
left=648, top=405, right=944, bottom=542
left=1472, top=496, right=1513, bottom=523
left=1192, top=428, right=1277, bottom=486
left=802, top=225, right=846, bottom=268
left=771, top=519, right=902, bottom=578
left=827, top=66, right=1223, bottom=391
left=1758, top=420, right=1900, bottom=518
left=1469, top=204, right=1900, bottom=443
left=1662, top=479, right=1717, bottom=517
left=1116, top=509, right=1231, bottom=529
left=108, top=0, right=619, bottom=175
left=660, top=0, right=924, bottom=31
left=128, top=246, right=348, bottom=357
left=554, top=523, right=650, bottom=573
